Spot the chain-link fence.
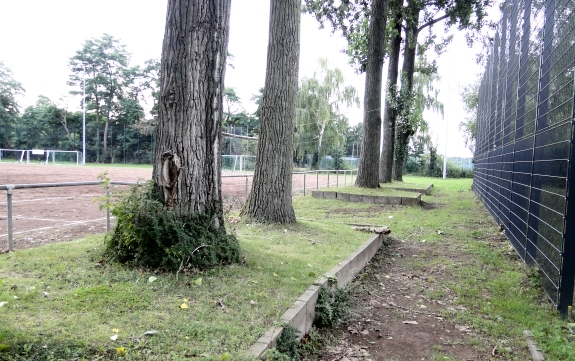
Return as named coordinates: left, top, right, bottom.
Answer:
left=2, top=123, right=156, bottom=164
left=474, top=0, right=575, bottom=314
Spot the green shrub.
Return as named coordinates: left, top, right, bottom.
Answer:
left=264, top=325, right=301, bottom=361
left=103, top=180, right=241, bottom=271
left=329, top=147, right=347, bottom=170
left=276, top=325, right=301, bottom=360
left=446, top=167, right=473, bottom=178
left=315, top=285, right=353, bottom=328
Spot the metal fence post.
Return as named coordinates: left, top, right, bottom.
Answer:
left=6, top=185, right=14, bottom=252
left=106, top=188, right=111, bottom=232
left=303, top=172, right=306, bottom=196
left=336, top=170, right=339, bottom=187
left=560, top=135, right=575, bottom=316
left=316, top=171, right=319, bottom=190
left=327, top=171, right=330, bottom=188
left=245, top=176, right=248, bottom=199
left=344, top=170, right=347, bottom=186
left=558, top=60, right=575, bottom=316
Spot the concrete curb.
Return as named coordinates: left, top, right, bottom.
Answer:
left=401, top=193, right=421, bottom=205
left=310, top=190, right=421, bottom=206
left=245, top=233, right=386, bottom=358
left=523, top=330, right=545, bottom=361
left=387, top=183, right=433, bottom=195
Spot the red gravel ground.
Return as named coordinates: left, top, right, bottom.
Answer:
left=0, top=163, right=348, bottom=251
left=0, top=164, right=154, bottom=251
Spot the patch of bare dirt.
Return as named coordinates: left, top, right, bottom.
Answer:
left=420, top=201, right=448, bottom=210
left=331, top=205, right=398, bottom=215
left=310, top=237, right=526, bottom=361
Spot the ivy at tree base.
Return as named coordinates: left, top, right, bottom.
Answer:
left=104, top=181, right=241, bottom=271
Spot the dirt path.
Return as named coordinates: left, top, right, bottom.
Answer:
left=319, top=238, right=486, bottom=361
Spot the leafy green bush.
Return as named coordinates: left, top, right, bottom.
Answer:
left=329, top=147, right=347, bottom=170
left=315, top=285, right=353, bottom=328
left=264, top=325, right=301, bottom=361
left=103, top=180, right=241, bottom=270
left=446, top=165, right=473, bottom=178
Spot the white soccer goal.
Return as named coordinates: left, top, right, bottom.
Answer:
left=0, top=149, right=80, bottom=165
left=0, top=149, right=27, bottom=163
left=42, top=150, right=81, bottom=165
left=222, top=155, right=256, bottom=172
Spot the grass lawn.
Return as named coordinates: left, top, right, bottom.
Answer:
left=378, top=180, right=431, bottom=189
left=1, top=176, right=574, bottom=360
left=0, top=201, right=368, bottom=360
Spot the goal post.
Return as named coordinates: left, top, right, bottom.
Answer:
left=43, top=150, right=81, bottom=165
left=0, top=149, right=80, bottom=165
left=0, top=149, right=26, bottom=163
left=221, top=155, right=256, bottom=172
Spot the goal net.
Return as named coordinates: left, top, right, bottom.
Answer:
left=44, top=150, right=81, bottom=165
left=222, top=155, right=256, bottom=172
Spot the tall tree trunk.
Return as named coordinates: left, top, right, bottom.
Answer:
left=242, top=0, right=300, bottom=223
left=355, top=0, right=387, bottom=188
left=393, top=12, right=419, bottom=182
left=379, top=11, right=402, bottom=183
left=153, top=0, right=231, bottom=229
left=58, top=112, right=74, bottom=144
left=317, top=120, right=326, bottom=158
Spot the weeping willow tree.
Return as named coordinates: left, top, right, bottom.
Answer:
left=394, top=64, right=443, bottom=181
left=295, top=58, right=359, bottom=168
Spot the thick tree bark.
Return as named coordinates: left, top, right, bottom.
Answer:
left=242, top=0, right=300, bottom=223
left=379, top=12, right=402, bottom=183
left=153, top=0, right=231, bottom=228
left=393, top=12, right=419, bottom=182
left=355, top=0, right=387, bottom=188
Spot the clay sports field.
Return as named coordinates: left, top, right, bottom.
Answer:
left=0, top=163, right=354, bottom=252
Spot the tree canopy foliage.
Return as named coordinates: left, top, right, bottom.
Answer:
left=394, top=64, right=443, bottom=180
left=0, top=61, right=25, bottom=148
left=68, top=34, right=156, bottom=162
left=295, top=58, right=359, bottom=168
left=305, top=0, right=494, bottom=184
left=459, top=76, right=480, bottom=154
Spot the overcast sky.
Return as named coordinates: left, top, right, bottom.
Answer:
left=0, top=0, right=491, bottom=158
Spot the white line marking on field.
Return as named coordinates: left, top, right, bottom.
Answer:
left=0, top=194, right=102, bottom=205
left=11, top=216, right=93, bottom=224
left=0, top=217, right=108, bottom=238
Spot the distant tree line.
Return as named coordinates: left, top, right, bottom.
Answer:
left=0, top=38, right=367, bottom=165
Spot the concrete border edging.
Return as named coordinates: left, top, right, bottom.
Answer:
left=387, top=183, right=433, bottom=195
left=246, top=233, right=385, bottom=358
left=523, top=330, right=545, bottom=361
left=311, top=190, right=421, bottom=206
left=401, top=193, right=421, bottom=205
